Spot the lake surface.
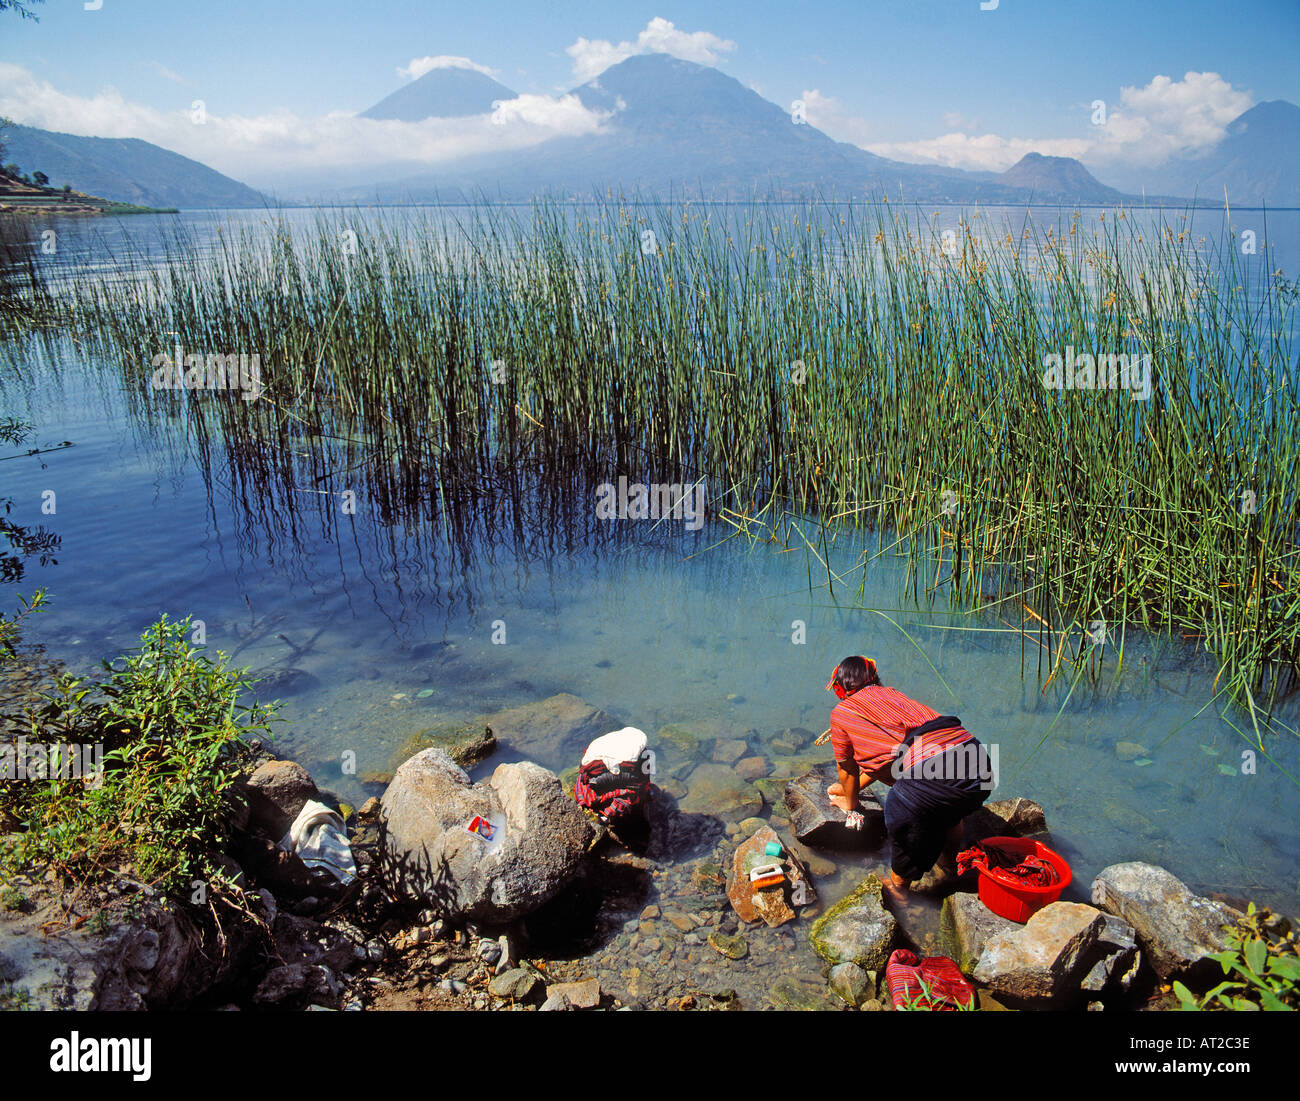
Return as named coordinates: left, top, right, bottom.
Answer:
left=2, top=204, right=1297, bottom=1007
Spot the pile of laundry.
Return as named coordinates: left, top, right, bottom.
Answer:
left=956, top=841, right=1060, bottom=888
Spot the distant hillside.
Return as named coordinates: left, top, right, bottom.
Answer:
left=360, top=68, right=518, bottom=122
left=1156, top=101, right=1300, bottom=206
left=1, top=123, right=267, bottom=209
left=998, top=153, right=1125, bottom=203
left=344, top=54, right=1046, bottom=204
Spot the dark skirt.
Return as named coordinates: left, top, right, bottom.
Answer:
left=883, top=741, right=992, bottom=882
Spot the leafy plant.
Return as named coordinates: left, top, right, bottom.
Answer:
left=0, top=614, right=278, bottom=894
left=1173, top=902, right=1300, bottom=1011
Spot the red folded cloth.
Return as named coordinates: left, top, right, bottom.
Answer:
left=885, top=949, right=976, bottom=1011
left=957, top=842, right=1059, bottom=888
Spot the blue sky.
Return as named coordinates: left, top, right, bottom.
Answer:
left=2, top=1, right=1297, bottom=186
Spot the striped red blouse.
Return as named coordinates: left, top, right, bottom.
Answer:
left=830, top=685, right=972, bottom=783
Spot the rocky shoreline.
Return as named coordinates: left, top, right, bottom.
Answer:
left=0, top=691, right=1283, bottom=1011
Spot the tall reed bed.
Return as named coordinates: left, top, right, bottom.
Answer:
left=45, top=196, right=1300, bottom=731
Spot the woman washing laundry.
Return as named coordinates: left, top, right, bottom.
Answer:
left=824, top=656, right=992, bottom=903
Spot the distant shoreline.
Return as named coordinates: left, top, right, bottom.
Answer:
left=0, top=197, right=179, bottom=216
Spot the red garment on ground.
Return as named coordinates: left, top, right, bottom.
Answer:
left=885, top=949, right=976, bottom=1011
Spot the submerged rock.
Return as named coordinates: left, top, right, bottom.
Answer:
left=712, top=739, right=750, bottom=765
left=734, top=756, right=770, bottom=781
left=1091, top=861, right=1241, bottom=983
left=829, top=962, right=874, bottom=1007
left=784, top=763, right=884, bottom=849
left=769, top=975, right=836, bottom=1011
left=680, top=763, right=762, bottom=821
left=379, top=748, right=593, bottom=923
left=391, top=721, right=497, bottom=771
left=546, top=978, right=600, bottom=1009
left=770, top=727, right=813, bottom=755
left=460, top=693, right=619, bottom=771
left=252, top=667, right=317, bottom=698
left=809, top=875, right=897, bottom=969
left=1115, top=742, right=1148, bottom=762
left=707, top=931, right=749, bottom=959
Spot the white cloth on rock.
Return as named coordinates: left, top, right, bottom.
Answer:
left=279, top=799, right=356, bottom=883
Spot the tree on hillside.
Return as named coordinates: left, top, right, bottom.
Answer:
left=31, top=171, right=47, bottom=188
left=0, top=1, right=47, bottom=20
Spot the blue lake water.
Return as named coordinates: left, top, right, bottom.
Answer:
left=2, top=204, right=1298, bottom=1006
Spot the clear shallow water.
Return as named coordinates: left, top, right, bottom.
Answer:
left=3, top=206, right=1298, bottom=1006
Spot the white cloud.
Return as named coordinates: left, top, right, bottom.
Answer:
left=799, top=89, right=873, bottom=146
left=565, top=17, right=736, bottom=83
left=0, top=63, right=610, bottom=186
left=845, top=71, right=1253, bottom=174
left=398, top=55, right=498, bottom=81
left=1088, top=71, right=1253, bottom=165
left=147, top=62, right=187, bottom=86
left=866, top=132, right=1093, bottom=173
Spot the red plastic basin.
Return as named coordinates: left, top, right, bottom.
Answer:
left=974, top=836, right=1072, bottom=923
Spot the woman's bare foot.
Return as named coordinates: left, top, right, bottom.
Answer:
left=880, top=875, right=910, bottom=908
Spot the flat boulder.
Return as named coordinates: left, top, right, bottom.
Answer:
left=784, top=763, right=884, bottom=849
left=973, top=901, right=1132, bottom=1008
left=1091, top=861, right=1240, bottom=984
left=809, top=874, right=897, bottom=970
left=379, top=749, right=594, bottom=923
left=546, top=978, right=600, bottom=1009
left=679, top=763, right=762, bottom=821
left=726, top=826, right=810, bottom=927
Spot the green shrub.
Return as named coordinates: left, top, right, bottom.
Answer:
left=1174, top=902, right=1300, bottom=1011
left=0, top=615, right=277, bottom=894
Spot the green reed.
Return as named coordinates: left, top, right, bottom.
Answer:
left=36, top=196, right=1300, bottom=731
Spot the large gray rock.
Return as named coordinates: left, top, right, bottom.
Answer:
left=240, top=759, right=319, bottom=836
left=0, top=882, right=212, bottom=1010
left=784, top=763, right=884, bottom=849
left=973, top=901, right=1116, bottom=1008
left=1081, top=913, right=1141, bottom=996
left=379, top=749, right=594, bottom=923
left=940, top=890, right=1022, bottom=975
left=809, top=874, right=897, bottom=970
left=967, top=796, right=1048, bottom=839
left=1091, top=862, right=1241, bottom=984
